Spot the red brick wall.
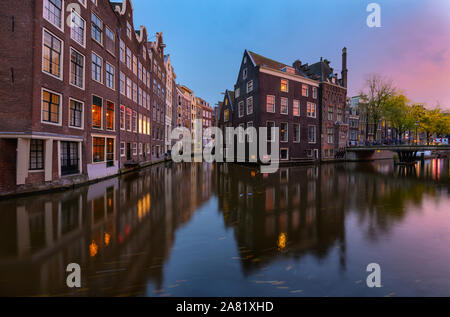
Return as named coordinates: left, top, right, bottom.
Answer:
left=0, top=139, right=17, bottom=192
left=0, top=0, right=34, bottom=132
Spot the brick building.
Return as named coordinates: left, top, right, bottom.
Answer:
left=218, top=48, right=349, bottom=162
left=0, top=0, right=171, bottom=195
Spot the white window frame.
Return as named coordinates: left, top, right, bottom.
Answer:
left=293, top=123, right=300, bottom=143
left=42, top=28, right=64, bottom=81
left=41, top=87, right=63, bottom=126
left=280, top=122, right=288, bottom=143
left=246, top=80, right=253, bottom=93
left=238, top=101, right=244, bottom=118
left=43, top=0, right=64, bottom=32
left=69, top=47, right=85, bottom=90
left=91, top=52, right=103, bottom=84
left=280, top=97, right=288, bottom=115
left=246, top=96, right=253, bottom=115
left=266, top=95, right=275, bottom=113
left=70, top=8, right=86, bottom=48
left=68, top=97, right=85, bottom=130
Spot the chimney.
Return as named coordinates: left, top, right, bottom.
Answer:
left=292, top=60, right=302, bottom=71
left=341, top=47, right=348, bottom=88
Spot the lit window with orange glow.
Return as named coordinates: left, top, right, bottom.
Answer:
left=281, top=79, right=288, bottom=92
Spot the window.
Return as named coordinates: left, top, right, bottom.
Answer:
left=132, top=142, right=137, bottom=156
left=126, top=108, right=132, bottom=131
left=266, top=95, right=275, bottom=113
left=293, top=100, right=300, bottom=116
left=106, top=138, right=114, bottom=167
left=29, top=140, right=44, bottom=170
left=120, top=72, right=125, bottom=95
left=243, top=68, right=247, bottom=80
left=120, top=142, right=125, bottom=157
left=42, top=89, right=60, bottom=124
left=246, top=80, right=253, bottom=93
left=280, top=149, right=288, bottom=160
left=308, top=125, right=316, bottom=143
left=293, top=124, right=300, bottom=142
left=70, top=48, right=84, bottom=89
left=302, top=85, right=309, bottom=97
left=247, top=97, right=253, bottom=115
left=91, top=13, right=103, bottom=44
left=132, top=82, right=137, bottom=102
left=70, top=9, right=85, bottom=46
left=120, top=105, right=125, bottom=130
left=235, top=88, right=240, bottom=98
left=93, top=137, right=105, bottom=162
left=224, top=109, right=229, bottom=122
left=92, top=96, right=102, bottom=129
left=105, top=63, right=114, bottom=89
left=247, top=122, right=254, bottom=142
left=126, top=77, right=132, bottom=99
left=133, top=55, right=137, bottom=75
left=132, top=111, right=137, bottom=132
left=105, top=26, right=115, bottom=54
left=43, top=0, right=62, bottom=29
left=280, top=98, right=288, bottom=115
left=281, top=79, right=288, bottom=92
left=91, top=52, right=102, bottom=83
left=238, top=101, right=244, bottom=117
left=43, top=30, right=62, bottom=79
left=138, top=62, right=142, bottom=81
left=280, top=122, right=288, bottom=142
left=328, top=106, right=334, bottom=121
left=327, top=128, right=334, bottom=143
left=69, top=99, right=83, bottom=128
left=307, top=102, right=316, bottom=118
left=126, top=47, right=131, bottom=69
left=312, top=87, right=318, bottom=99
left=106, top=101, right=114, bottom=130
left=120, top=40, right=125, bottom=62
left=337, top=108, right=343, bottom=122
left=126, top=22, right=132, bottom=39
left=267, top=121, right=275, bottom=142
left=138, top=87, right=142, bottom=106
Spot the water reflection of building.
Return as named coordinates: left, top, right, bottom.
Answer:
left=216, top=163, right=347, bottom=274
left=0, top=163, right=215, bottom=296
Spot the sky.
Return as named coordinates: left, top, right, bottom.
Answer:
left=130, top=0, right=450, bottom=110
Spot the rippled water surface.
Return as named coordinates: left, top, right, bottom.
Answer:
left=0, top=159, right=449, bottom=297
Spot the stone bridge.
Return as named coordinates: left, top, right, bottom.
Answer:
left=346, top=145, right=450, bottom=164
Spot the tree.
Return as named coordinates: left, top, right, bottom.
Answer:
left=382, top=94, right=414, bottom=143
left=359, top=74, right=396, bottom=141
left=419, top=108, right=440, bottom=145
left=433, top=111, right=450, bottom=138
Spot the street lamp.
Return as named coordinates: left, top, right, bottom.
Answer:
left=414, top=121, right=419, bottom=145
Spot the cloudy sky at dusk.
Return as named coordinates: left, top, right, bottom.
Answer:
left=131, top=0, right=450, bottom=109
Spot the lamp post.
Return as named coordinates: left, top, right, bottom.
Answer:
left=415, top=121, right=419, bottom=145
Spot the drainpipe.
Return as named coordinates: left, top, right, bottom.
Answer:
left=117, top=25, right=122, bottom=171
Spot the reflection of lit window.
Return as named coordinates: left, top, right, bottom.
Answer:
left=104, top=233, right=110, bottom=246
left=277, top=232, right=287, bottom=251
left=89, top=240, right=98, bottom=257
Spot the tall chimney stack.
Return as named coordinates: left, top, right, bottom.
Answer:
left=341, top=47, right=348, bottom=88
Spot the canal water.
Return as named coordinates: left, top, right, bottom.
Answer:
left=0, top=159, right=449, bottom=297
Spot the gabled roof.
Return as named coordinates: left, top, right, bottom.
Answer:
left=247, top=50, right=318, bottom=81
left=247, top=51, right=288, bottom=70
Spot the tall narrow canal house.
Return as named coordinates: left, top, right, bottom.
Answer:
left=218, top=49, right=348, bottom=162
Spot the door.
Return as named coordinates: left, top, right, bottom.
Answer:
left=61, top=141, right=79, bottom=176
left=126, top=143, right=131, bottom=160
